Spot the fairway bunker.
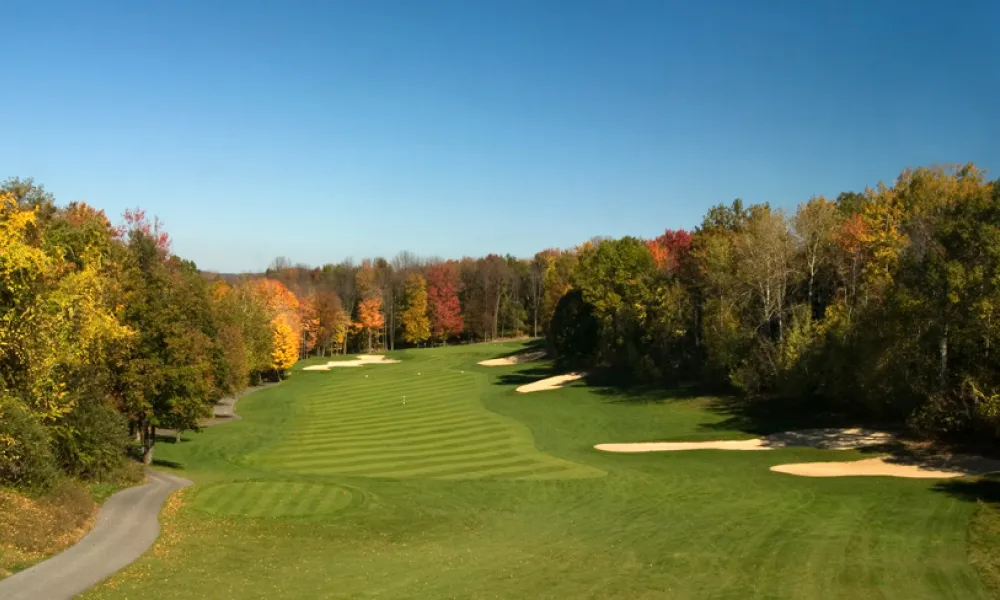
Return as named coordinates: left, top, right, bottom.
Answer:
left=516, top=372, right=586, bottom=393
left=478, top=350, right=547, bottom=367
left=595, top=427, right=894, bottom=453
left=771, top=455, right=1000, bottom=479
left=303, top=354, right=400, bottom=370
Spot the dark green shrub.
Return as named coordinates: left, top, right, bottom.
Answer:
left=51, top=392, right=130, bottom=480
left=0, top=395, right=59, bottom=492
left=548, top=289, right=599, bottom=369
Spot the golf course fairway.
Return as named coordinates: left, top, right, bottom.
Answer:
left=82, top=342, right=997, bottom=599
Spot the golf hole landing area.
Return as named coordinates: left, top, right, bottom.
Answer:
left=252, top=365, right=602, bottom=480
left=191, top=481, right=359, bottom=517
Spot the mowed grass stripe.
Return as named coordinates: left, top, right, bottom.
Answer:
left=267, top=432, right=514, bottom=460
left=304, top=404, right=474, bottom=425
left=244, top=483, right=283, bottom=516
left=292, top=451, right=530, bottom=477
left=436, top=462, right=581, bottom=480
left=373, top=456, right=545, bottom=478
left=288, top=417, right=505, bottom=442
left=251, top=353, right=602, bottom=481
left=297, top=413, right=492, bottom=437
left=190, top=481, right=358, bottom=518
left=303, top=375, right=474, bottom=399
left=248, top=482, right=299, bottom=517
left=303, top=404, right=479, bottom=427
left=303, top=379, right=478, bottom=404
left=273, top=420, right=509, bottom=448
left=290, top=420, right=510, bottom=442
left=267, top=439, right=524, bottom=470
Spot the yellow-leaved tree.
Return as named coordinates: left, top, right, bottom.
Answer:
left=0, top=194, right=131, bottom=421
left=271, top=319, right=298, bottom=377
left=401, top=274, right=430, bottom=345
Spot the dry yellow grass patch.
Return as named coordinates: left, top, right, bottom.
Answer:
left=0, top=484, right=95, bottom=578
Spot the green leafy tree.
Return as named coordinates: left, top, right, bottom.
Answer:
left=574, top=237, right=657, bottom=371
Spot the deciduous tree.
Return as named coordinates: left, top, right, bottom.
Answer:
left=400, top=274, right=431, bottom=345
left=426, top=261, right=463, bottom=343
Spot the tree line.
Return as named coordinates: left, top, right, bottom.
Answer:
left=0, top=178, right=309, bottom=491
left=251, top=249, right=565, bottom=354
left=547, top=164, right=1000, bottom=442
left=3, top=163, right=998, bottom=495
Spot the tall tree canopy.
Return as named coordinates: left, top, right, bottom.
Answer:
left=400, top=274, right=431, bottom=345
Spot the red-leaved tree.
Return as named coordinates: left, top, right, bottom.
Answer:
left=426, top=261, right=463, bottom=343
left=646, top=229, right=692, bottom=275
left=116, top=207, right=172, bottom=255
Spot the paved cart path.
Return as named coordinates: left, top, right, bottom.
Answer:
left=0, top=383, right=276, bottom=599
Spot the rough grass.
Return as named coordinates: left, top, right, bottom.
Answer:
left=970, top=501, right=1000, bottom=593
left=84, top=342, right=997, bottom=599
left=0, top=461, right=143, bottom=578
left=0, top=483, right=94, bottom=577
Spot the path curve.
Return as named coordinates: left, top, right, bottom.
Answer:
left=0, top=470, right=191, bottom=600
left=0, top=383, right=275, bottom=599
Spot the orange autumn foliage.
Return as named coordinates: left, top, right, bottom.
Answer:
left=298, top=294, right=320, bottom=354
left=355, top=296, right=385, bottom=331
left=354, top=296, right=385, bottom=352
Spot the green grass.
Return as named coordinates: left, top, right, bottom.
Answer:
left=83, top=342, right=998, bottom=599
left=190, top=481, right=359, bottom=518
left=253, top=354, right=600, bottom=480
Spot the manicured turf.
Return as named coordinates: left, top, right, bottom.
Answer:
left=191, top=481, right=358, bottom=518
left=251, top=355, right=601, bottom=480
left=83, top=342, right=998, bottom=599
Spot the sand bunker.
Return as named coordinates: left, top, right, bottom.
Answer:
left=596, top=426, right=1000, bottom=479
left=595, top=428, right=895, bottom=453
left=303, top=354, right=401, bottom=370
left=771, top=455, right=1000, bottom=479
left=515, top=372, right=585, bottom=393
left=478, top=350, right=547, bottom=367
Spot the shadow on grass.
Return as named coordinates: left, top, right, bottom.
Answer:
left=698, top=395, right=877, bottom=436
left=493, top=365, right=562, bottom=388
left=587, top=371, right=705, bottom=405
left=934, top=473, right=1000, bottom=504
left=152, top=457, right=185, bottom=470
left=491, top=338, right=547, bottom=360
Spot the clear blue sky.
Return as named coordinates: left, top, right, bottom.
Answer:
left=4, top=1, right=998, bottom=272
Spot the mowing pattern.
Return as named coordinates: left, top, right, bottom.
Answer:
left=252, top=356, right=601, bottom=480
left=191, top=481, right=356, bottom=517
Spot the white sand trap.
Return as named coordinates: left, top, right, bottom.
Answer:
left=771, top=455, right=1000, bottom=479
left=595, top=428, right=895, bottom=453
left=597, top=439, right=772, bottom=452
left=303, top=354, right=401, bottom=371
left=478, top=350, right=547, bottom=367
left=515, top=372, right=585, bottom=393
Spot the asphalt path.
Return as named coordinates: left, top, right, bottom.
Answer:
left=0, top=383, right=276, bottom=599
left=0, top=470, right=191, bottom=600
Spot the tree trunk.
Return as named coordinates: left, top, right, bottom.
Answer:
left=390, top=291, right=396, bottom=350
left=939, top=322, right=949, bottom=390
left=142, top=424, right=155, bottom=465
left=493, top=288, right=502, bottom=339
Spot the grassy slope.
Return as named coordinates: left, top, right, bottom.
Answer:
left=85, top=343, right=993, bottom=599
left=0, top=467, right=142, bottom=578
